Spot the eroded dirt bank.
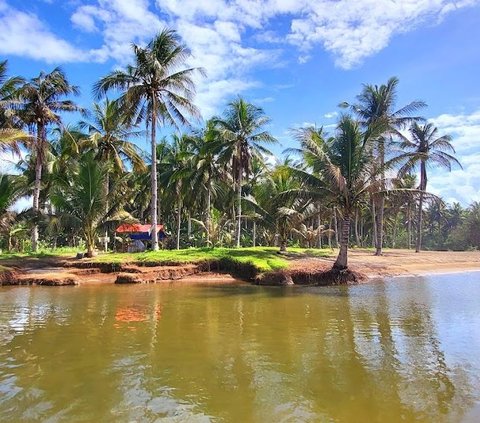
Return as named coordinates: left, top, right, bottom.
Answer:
left=1, top=249, right=479, bottom=287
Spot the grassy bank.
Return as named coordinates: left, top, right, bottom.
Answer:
left=93, top=247, right=332, bottom=272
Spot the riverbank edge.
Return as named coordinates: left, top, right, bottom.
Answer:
left=2, top=251, right=480, bottom=287
left=0, top=256, right=363, bottom=287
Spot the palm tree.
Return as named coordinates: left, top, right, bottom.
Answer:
left=17, top=68, right=82, bottom=252
left=214, top=98, right=276, bottom=247
left=391, top=173, right=417, bottom=249
left=394, top=122, right=461, bottom=252
left=0, top=60, right=27, bottom=154
left=51, top=152, right=126, bottom=257
left=345, top=77, right=426, bottom=255
left=190, top=120, right=224, bottom=246
left=79, top=99, right=146, bottom=251
left=289, top=116, right=386, bottom=272
left=94, top=28, right=204, bottom=251
left=245, top=164, right=306, bottom=252
left=0, top=174, right=24, bottom=247
left=159, top=134, right=196, bottom=249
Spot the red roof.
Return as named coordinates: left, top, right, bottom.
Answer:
left=116, top=224, right=164, bottom=233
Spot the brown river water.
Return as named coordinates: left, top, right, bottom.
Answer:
left=1, top=273, right=480, bottom=422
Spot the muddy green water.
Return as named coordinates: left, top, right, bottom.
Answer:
left=1, top=274, right=480, bottom=423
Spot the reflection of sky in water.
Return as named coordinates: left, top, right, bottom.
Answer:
left=0, top=275, right=479, bottom=422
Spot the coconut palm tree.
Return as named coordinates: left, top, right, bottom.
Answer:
left=190, top=120, right=225, bottom=245
left=94, top=28, right=204, bottom=250
left=344, top=77, right=426, bottom=255
left=289, top=116, right=386, bottom=272
left=393, top=122, right=461, bottom=252
left=0, top=174, right=24, bottom=238
left=0, top=60, right=27, bottom=154
left=16, top=68, right=82, bottom=252
left=213, top=98, right=276, bottom=247
left=245, top=164, right=306, bottom=252
left=159, top=134, right=196, bottom=249
left=79, top=99, right=146, bottom=251
left=51, top=152, right=126, bottom=257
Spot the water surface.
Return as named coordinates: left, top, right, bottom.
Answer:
left=1, top=273, right=480, bottom=422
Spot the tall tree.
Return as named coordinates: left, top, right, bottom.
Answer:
left=346, top=77, right=425, bottom=255
left=17, top=68, right=81, bottom=251
left=214, top=98, right=276, bottom=247
left=290, top=116, right=386, bottom=272
left=94, top=28, right=203, bottom=250
left=190, top=120, right=224, bottom=246
left=394, top=122, right=461, bottom=252
left=79, top=100, right=146, bottom=251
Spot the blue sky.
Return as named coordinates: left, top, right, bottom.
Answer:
left=1, top=0, right=479, bottom=205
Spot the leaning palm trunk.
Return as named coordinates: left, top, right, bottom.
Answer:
left=150, top=102, right=159, bottom=251
left=333, top=207, right=339, bottom=247
left=333, top=215, right=351, bottom=270
left=354, top=210, right=361, bottom=246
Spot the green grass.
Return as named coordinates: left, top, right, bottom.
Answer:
left=95, top=247, right=333, bottom=272
left=0, top=247, right=78, bottom=261
left=0, top=247, right=333, bottom=273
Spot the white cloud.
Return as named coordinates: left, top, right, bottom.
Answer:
left=287, top=0, right=480, bottom=68
left=0, top=0, right=87, bottom=62
left=1, top=0, right=477, bottom=114
left=427, top=109, right=480, bottom=205
left=323, top=111, right=338, bottom=119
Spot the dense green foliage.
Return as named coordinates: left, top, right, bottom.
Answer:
left=0, top=29, right=473, bottom=270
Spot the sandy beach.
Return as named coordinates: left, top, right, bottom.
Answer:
left=287, top=249, right=480, bottom=279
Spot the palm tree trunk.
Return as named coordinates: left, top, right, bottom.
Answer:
left=317, top=214, right=322, bottom=249
left=176, top=200, right=182, bottom=250
left=354, top=209, right=360, bottom=246
left=375, top=193, right=384, bottom=255
left=333, top=215, right=351, bottom=270
left=416, top=161, right=427, bottom=252
left=375, top=139, right=386, bottom=256
left=328, top=216, right=332, bottom=248
left=333, top=207, right=339, bottom=247
left=235, top=171, right=242, bottom=248
left=103, top=173, right=109, bottom=252
left=32, top=124, right=45, bottom=252
left=253, top=220, right=256, bottom=247
left=416, top=191, right=424, bottom=252
left=371, top=196, right=377, bottom=249
left=206, top=185, right=211, bottom=246
left=85, top=226, right=94, bottom=258
left=150, top=97, right=159, bottom=251
left=407, top=203, right=412, bottom=249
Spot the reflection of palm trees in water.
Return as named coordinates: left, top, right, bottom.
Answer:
left=0, top=283, right=478, bottom=422
left=394, top=281, right=459, bottom=419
